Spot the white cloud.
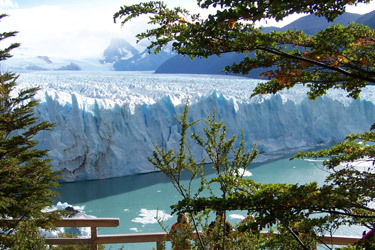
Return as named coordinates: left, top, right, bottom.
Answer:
left=0, top=3, right=150, bottom=59
left=0, top=0, right=18, bottom=8
left=346, top=1, right=375, bottom=14
left=0, top=0, right=208, bottom=59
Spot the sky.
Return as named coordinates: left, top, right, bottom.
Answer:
left=0, top=0, right=374, bottom=60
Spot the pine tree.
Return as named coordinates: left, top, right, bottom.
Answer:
left=0, top=14, right=60, bottom=249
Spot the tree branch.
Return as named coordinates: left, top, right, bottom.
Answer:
left=256, top=46, right=375, bottom=83
left=286, top=226, right=310, bottom=250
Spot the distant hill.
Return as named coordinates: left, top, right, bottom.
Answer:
left=155, top=11, right=374, bottom=77
left=356, top=10, right=375, bottom=28
left=280, top=12, right=361, bottom=34
left=56, top=62, right=81, bottom=71
left=155, top=53, right=245, bottom=74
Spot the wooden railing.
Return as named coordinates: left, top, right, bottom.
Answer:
left=45, top=218, right=361, bottom=250
left=46, top=218, right=120, bottom=250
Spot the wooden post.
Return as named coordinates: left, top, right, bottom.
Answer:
left=156, top=241, right=163, bottom=250
left=91, top=227, right=98, bottom=250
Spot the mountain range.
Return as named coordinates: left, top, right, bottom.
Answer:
left=155, top=11, right=375, bottom=77
left=2, top=37, right=175, bottom=72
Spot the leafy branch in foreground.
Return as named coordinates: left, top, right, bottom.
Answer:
left=114, top=0, right=374, bottom=100
left=149, top=102, right=362, bottom=249
left=148, top=102, right=206, bottom=249
left=149, top=102, right=258, bottom=250
left=154, top=103, right=374, bottom=249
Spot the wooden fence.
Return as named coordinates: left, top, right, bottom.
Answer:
left=45, top=218, right=361, bottom=250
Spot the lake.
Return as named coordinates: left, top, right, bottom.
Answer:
left=55, top=155, right=352, bottom=249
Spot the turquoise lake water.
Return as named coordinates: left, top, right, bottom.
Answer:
left=55, top=155, right=354, bottom=249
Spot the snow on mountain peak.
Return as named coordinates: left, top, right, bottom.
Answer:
left=101, top=38, right=139, bottom=64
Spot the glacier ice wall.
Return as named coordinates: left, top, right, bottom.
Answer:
left=33, top=89, right=375, bottom=182
left=17, top=72, right=375, bottom=182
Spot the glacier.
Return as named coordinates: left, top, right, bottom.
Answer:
left=16, top=71, right=375, bottom=182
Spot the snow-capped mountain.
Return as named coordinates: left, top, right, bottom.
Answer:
left=99, top=38, right=175, bottom=71
left=112, top=46, right=175, bottom=71
left=100, top=38, right=139, bottom=64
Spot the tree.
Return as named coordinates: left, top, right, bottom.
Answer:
left=149, top=103, right=269, bottom=249
left=150, top=103, right=333, bottom=250
left=114, top=0, right=374, bottom=99
left=116, top=1, right=375, bottom=249
left=0, top=14, right=61, bottom=249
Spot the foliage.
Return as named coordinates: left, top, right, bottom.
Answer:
left=149, top=102, right=347, bottom=249
left=149, top=104, right=374, bottom=249
left=114, top=0, right=374, bottom=100
left=149, top=103, right=259, bottom=249
left=117, top=0, right=375, bottom=249
left=150, top=103, right=361, bottom=249
left=0, top=14, right=61, bottom=249
left=50, top=233, right=105, bottom=250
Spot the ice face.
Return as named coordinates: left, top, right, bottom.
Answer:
left=17, top=72, right=375, bottom=182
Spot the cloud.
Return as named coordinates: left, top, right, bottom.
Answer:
left=346, top=1, right=375, bottom=14
left=0, top=0, right=18, bottom=8
left=0, top=3, right=151, bottom=59
left=0, top=0, right=205, bottom=59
